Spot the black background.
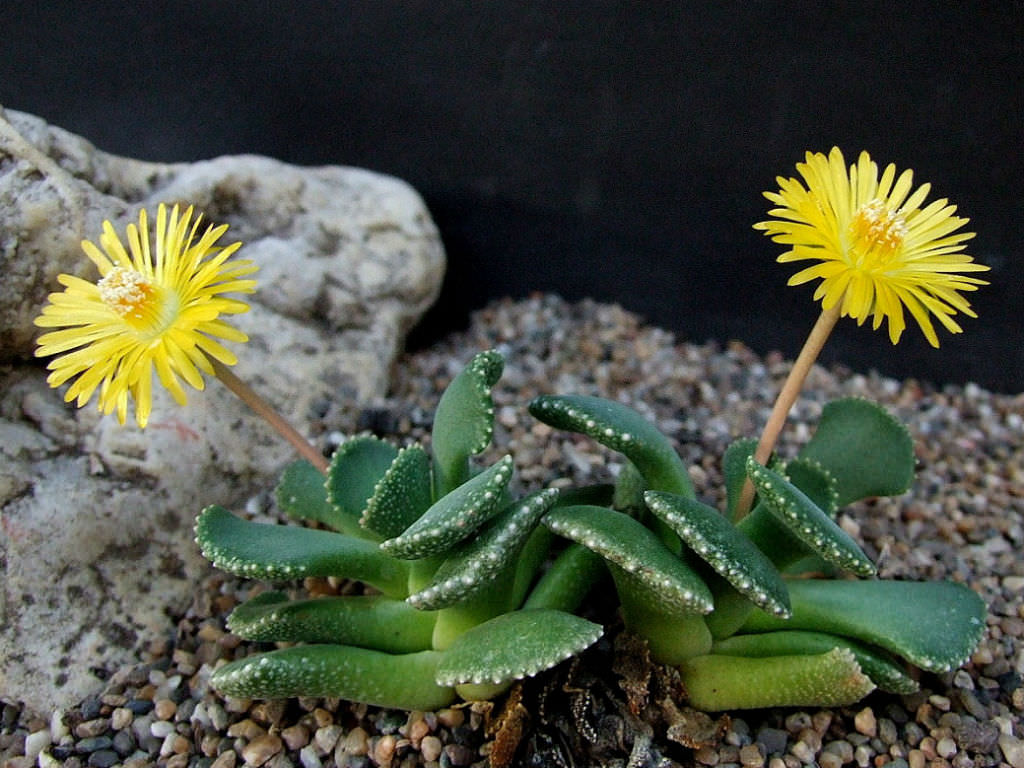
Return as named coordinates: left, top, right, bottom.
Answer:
left=3, top=2, right=1021, bottom=391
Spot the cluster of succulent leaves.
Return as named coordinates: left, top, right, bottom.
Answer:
left=196, top=350, right=986, bottom=712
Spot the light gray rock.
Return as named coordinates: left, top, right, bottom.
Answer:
left=0, top=108, right=445, bottom=714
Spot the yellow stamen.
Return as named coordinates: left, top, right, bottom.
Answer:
left=849, top=200, right=907, bottom=266
left=98, top=267, right=156, bottom=317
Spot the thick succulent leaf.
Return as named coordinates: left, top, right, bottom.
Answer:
left=679, top=648, right=874, bottom=710
left=723, top=438, right=758, bottom=520
left=544, top=504, right=712, bottom=615
left=529, top=394, right=694, bottom=497
left=712, top=630, right=918, bottom=694
left=523, top=542, right=607, bottom=612
left=227, top=592, right=436, bottom=653
left=644, top=491, right=790, bottom=618
left=408, top=489, right=560, bottom=610
left=195, top=506, right=409, bottom=598
left=799, top=398, right=914, bottom=506
left=380, top=456, right=514, bottom=559
left=783, top=458, right=839, bottom=517
left=276, top=460, right=362, bottom=537
left=361, top=445, right=433, bottom=538
left=431, top=349, right=504, bottom=495
left=326, top=435, right=399, bottom=539
left=435, top=609, right=603, bottom=686
left=740, top=578, right=987, bottom=673
left=612, top=459, right=647, bottom=513
left=212, top=645, right=455, bottom=711
left=746, top=458, right=875, bottom=577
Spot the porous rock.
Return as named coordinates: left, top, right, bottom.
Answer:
left=0, top=108, right=445, bottom=714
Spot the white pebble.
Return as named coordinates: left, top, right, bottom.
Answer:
left=299, top=745, right=323, bottom=768
left=23, top=729, right=51, bottom=761
left=49, top=711, right=69, bottom=741
left=151, top=719, right=175, bottom=739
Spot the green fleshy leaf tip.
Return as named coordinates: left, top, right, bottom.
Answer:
left=408, top=488, right=560, bottom=610
left=746, top=457, right=876, bottom=578
left=380, top=455, right=515, bottom=559
left=644, top=491, right=790, bottom=618
left=435, top=609, right=603, bottom=687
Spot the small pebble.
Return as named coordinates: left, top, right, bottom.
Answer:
left=855, top=708, right=878, bottom=738
left=443, top=743, right=477, bottom=766
left=86, top=750, right=120, bottom=768
left=936, top=738, right=957, bottom=759
left=125, top=698, right=154, bottom=716
left=928, top=695, right=951, bottom=712
left=299, top=744, right=323, bottom=768
left=211, top=751, right=238, bottom=768
left=24, top=729, right=52, bottom=761
left=150, top=720, right=175, bottom=739
left=420, top=735, right=443, bottom=762
left=282, top=724, right=311, bottom=751
left=76, top=736, right=115, bottom=754
left=50, top=711, right=69, bottom=741
left=696, top=746, right=719, bottom=765
left=436, top=708, right=465, bottom=729
left=740, top=743, right=766, bottom=767
left=112, top=729, right=135, bottom=756
left=757, top=728, right=789, bottom=756
left=315, top=724, right=344, bottom=754
left=110, top=707, right=133, bottom=730
left=373, top=734, right=397, bottom=765
left=342, top=727, right=370, bottom=757
left=241, top=733, right=283, bottom=767
left=75, top=719, right=110, bottom=739
left=154, top=698, right=177, bottom=721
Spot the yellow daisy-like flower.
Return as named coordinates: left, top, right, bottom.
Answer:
left=755, top=147, right=989, bottom=346
left=34, top=203, right=258, bottom=427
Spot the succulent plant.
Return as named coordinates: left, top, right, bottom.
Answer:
left=196, top=350, right=606, bottom=710
left=529, top=393, right=987, bottom=710
left=197, top=348, right=985, bottom=713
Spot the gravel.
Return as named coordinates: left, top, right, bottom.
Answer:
left=2, top=295, right=1022, bottom=768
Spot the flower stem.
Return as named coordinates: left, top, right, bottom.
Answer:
left=211, top=360, right=329, bottom=474
left=734, top=304, right=841, bottom=520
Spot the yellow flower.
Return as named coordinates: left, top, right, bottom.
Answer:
left=34, top=203, right=258, bottom=427
left=755, top=147, right=989, bottom=346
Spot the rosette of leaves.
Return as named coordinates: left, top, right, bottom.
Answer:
left=195, top=351, right=604, bottom=710
left=529, top=394, right=987, bottom=710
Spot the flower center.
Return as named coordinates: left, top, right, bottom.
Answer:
left=849, top=200, right=907, bottom=267
left=98, top=267, right=171, bottom=332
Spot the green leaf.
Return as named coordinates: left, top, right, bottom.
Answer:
left=276, top=460, right=361, bottom=536
left=712, top=630, right=918, bottom=694
left=740, top=578, right=988, bottom=673
left=723, top=438, right=758, bottom=520
left=326, top=436, right=400, bottom=540
left=361, top=445, right=433, bottom=538
left=799, top=398, right=914, bottom=506
left=523, top=542, right=606, bottom=613
left=195, top=506, right=410, bottom=598
left=431, top=350, right=504, bottom=495
left=408, top=489, right=559, bottom=610
left=529, top=394, right=695, bottom=497
left=544, top=504, right=712, bottom=616
left=211, top=645, right=455, bottom=710
left=644, top=491, right=790, bottom=618
left=679, top=648, right=875, bottom=710
left=783, top=458, right=839, bottom=516
left=435, top=609, right=603, bottom=687
left=380, top=455, right=514, bottom=559
left=745, top=458, right=875, bottom=577
left=227, top=592, right=436, bottom=654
